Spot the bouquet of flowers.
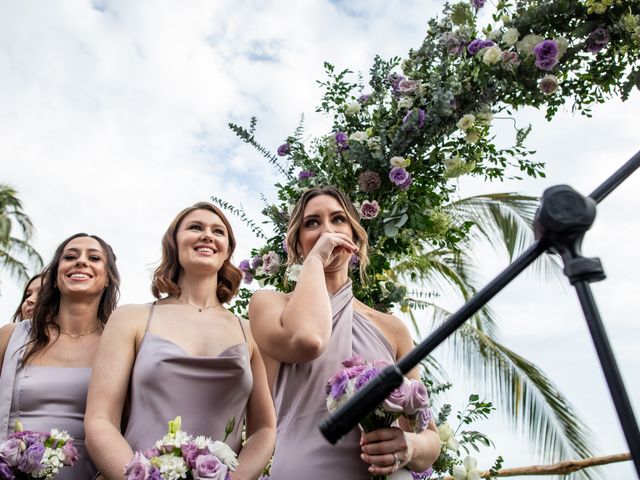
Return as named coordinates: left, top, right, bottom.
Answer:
left=325, top=355, right=432, bottom=480
left=0, top=422, right=79, bottom=480
left=124, top=416, right=238, bottom=480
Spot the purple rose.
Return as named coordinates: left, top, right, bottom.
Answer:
left=277, top=143, right=290, bottom=156
left=385, top=73, right=406, bottom=94
left=238, top=259, right=251, bottom=272
left=148, top=467, right=162, bottom=480
left=0, top=461, right=15, bottom=480
left=533, top=40, right=559, bottom=71
left=341, top=354, right=365, bottom=368
left=358, top=93, right=372, bottom=104
left=242, top=271, right=254, bottom=284
left=181, top=442, right=199, bottom=468
left=344, top=364, right=368, bottom=379
left=327, top=371, right=349, bottom=400
left=143, top=447, right=160, bottom=459
left=383, top=382, right=409, bottom=413
left=124, top=452, right=152, bottom=480
left=398, top=176, right=413, bottom=191
left=397, top=79, right=419, bottom=94
left=355, top=367, right=380, bottom=390
left=359, top=200, right=380, bottom=220
left=0, top=438, right=21, bottom=466
left=402, top=108, right=425, bottom=130
left=17, top=443, right=45, bottom=474
left=440, top=32, right=466, bottom=56
left=389, top=167, right=411, bottom=187
left=467, top=39, right=494, bottom=55
left=587, top=27, right=610, bottom=53
left=415, top=406, right=433, bottom=433
left=9, top=431, right=44, bottom=447
left=195, top=454, right=228, bottom=480
left=62, top=441, right=80, bottom=466
left=335, top=132, right=349, bottom=152
left=403, top=381, right=429, bottom=415
left=250, top=255, right=262, bottom=269
left=298, top=170, right=315, bottom=180
left=472, top=0, right=486, bottom=9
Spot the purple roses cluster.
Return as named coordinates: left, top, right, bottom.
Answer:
left=0, top=429, right=79, bottom=479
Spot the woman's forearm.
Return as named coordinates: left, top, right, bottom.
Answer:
left=231, top=426, right=275, bottom=480
left=405, top=427, right=441, bottom=472
left=86, top=418, right=135, bottom=480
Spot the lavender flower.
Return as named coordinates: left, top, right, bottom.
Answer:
left=238, top=259, right=251, bottom=272
left=501, top=50, right=521, bottom=69
left=181, top=443, right=199, bottom=468
left=467, top=39, right=494, bottom=55
left=0, top=462, right=14, bottom=480
left=0, top=438, right=20, bottom=466
left=335, top=132, right=349, bottom=152
left=298, top=170, right=315, bottom=180
left=472, top=0, right=486, bottom=9
left=341, top=354, right=365, bottom=368
left=276, top=143, right=290, bottom=157
left=403, top=381, right=429, bottom=415
left=586, top=27, right=610, bottom=53
left=359, top=200, right=380, bottom=220
left=398, top=175, right=413, bottom=191
left=17, top=443, right=45, bottom=474
left=355, top=367, right=381, bottom=390
left=415, top=406, right=433, bottom=433
left=411, top=467, right=433, bottom=479
left=385, top=73, right=406, bottom=94
left=358, top=170, right=381, bottom=192
left=383, top=383, right=409, bottom=413
left=282, top=239, right=288, bottom=253
left=389, top=167, right=412, bottom=190
left=358, top=93, right=372, bottom=104
left=328, top=371, right=350, bottom=399
left=62, top=441, right=80, bottom=466
left=397, top=79, right=420, bottom=94
left=124, top=452, right=153, bottom=480
left=533, top=40, right=559, bottom=70
left=349, top=254, right=360, bottom=270
left=262, top=251, right=281, bottom=275
left=250, top=255, right=262, bottom=270
left=195, top=454, right=228, bottom=480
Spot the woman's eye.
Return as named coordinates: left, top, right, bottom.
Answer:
left=63, top=255, right=76, bottom=260
left=304, top=220, right=318, bottom=228
left=214, top=229, right=225, bottom=236
left=333, top=216, right=346, bottom=223
left=190, top=224, right=203, bottom=231
left=90, top=255, right=102, bottom=262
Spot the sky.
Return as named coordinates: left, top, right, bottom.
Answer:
left=0, top=1, right=638, bottom=478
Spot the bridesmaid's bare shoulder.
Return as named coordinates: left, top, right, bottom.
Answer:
left=354, top=299, right=413, bottom=357
left=104, top=303, right=154, bottom=339
left=0, top=322, right=18, bottom=369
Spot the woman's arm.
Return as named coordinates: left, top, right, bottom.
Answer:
left=360, top=312, right=440, bottom=476
left=85, top=305, right=145, bottom=479
left=0, top=323, right=17, bottom=377
left=230, top=325, right=276, bottom=480
left=249, top=232, right=357, bottom=364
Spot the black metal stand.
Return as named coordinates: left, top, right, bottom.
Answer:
left=320, top=150, right=640, bottom=477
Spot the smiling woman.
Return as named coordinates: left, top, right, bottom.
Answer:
left=84, top=202, right=276, bottom=480
left=0, top=233, right=120, bottom=479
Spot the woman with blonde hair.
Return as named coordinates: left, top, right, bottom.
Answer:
left=249, top=186, right=440, bottom=479
left=85, top=202, right=275, bottom=480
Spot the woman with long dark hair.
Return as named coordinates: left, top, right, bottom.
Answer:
left=0, top=233, right=120, bottom=478
left=85, top=202, right=275, bottom=480
left=10, top=273, right=43, bottom=322
left=249, top=186, right=440, bottom=479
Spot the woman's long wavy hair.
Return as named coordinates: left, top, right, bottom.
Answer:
left=11, top=273, right=42, bottom=323
left=151, top=202, right=242, bottom=304
left=22, top=233, right=120, bottom=364
left=285, top=186, right=369, bottom=281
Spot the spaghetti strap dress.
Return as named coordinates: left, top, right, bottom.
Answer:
left=123, top=303, right=253, bottom=453
left=269, top=280, right=412, bottom=480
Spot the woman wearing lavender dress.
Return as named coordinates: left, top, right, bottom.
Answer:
left=249, top=187, right=440, bottom=480
left=0, top=233, right=120, bottom=479
left=85, top=202, right=276, bottom=480
left=10, top=273, right=43, bottom=322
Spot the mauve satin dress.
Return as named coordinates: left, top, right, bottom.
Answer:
left=9, top=365, right=97, bottom=479
left=123, top=304, right=253, bottom=454
left=269, top=280, right=412, bottom=480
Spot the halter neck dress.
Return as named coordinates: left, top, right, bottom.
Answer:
left=269, top=280, right=412, bottom=480
left=123, top=303, right=253, bottom=453
left=1, top=321, right=97, bottom=479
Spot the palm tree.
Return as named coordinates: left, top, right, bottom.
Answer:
left=398, top=193, right=598, bottom=479
left=0, top=184, right=43, bottom=285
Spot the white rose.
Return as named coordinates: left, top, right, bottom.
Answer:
left=209, top=440, right=239, bottom=471
left=345, top=102, right=361, bottom=116
left=482, top=45, right=502, bottom=65
left=465, top=131, right=481, bottom=144
left=390, top=156, right=410, bottom=168
left=349, top=131, right=368, bottom=142
left=502, top=28, right=520, bottom=46
left=555, top=36, right=569, bottom=57
left=456, top=113, right=475, bottom=131
left=516, top=33, right=544, bottom=56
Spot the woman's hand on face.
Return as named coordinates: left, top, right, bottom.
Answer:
left=360, top=427, right=413, bottom=476
left=306, top=232, right=358, bottom=267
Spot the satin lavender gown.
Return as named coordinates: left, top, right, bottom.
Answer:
left=123, top=303, right=253, bottom=453
left=270, top=280, right=412, bottom=480
left=7, top=362, right=97, bottom=478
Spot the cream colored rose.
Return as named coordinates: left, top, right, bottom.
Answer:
left=502, top=28, right=520, bottom=46
left=516, top=33, right=544, bottom=56
left=482, top=45, right=502, bottom=65
left=456, top=113, right=476, bottom=131
left=390, top=156, right=411, bottom=168
left=555, top=37, right=569, bottom=57
left=345, top=102, right=361, bottom=116
left=349, top=131, right=368, bottom=142
left=465, top=131, right=481, bottom=144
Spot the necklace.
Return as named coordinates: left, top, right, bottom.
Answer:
left=57, top=325, right=101, bottom=339
left=175, top=296, right=223, bottom=313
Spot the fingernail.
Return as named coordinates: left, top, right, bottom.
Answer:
left=360, top=454, right=365, bottom=461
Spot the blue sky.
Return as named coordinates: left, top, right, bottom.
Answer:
left=1, top=1, right=637, bottom=477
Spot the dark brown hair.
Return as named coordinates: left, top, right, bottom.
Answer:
left=11, top=273, right=42, bottom=323
left=151, top=202, right=242, bottom=304
left=286, top=186, right=369, bottom=280
left=23, top=233, right=120, bottom=364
